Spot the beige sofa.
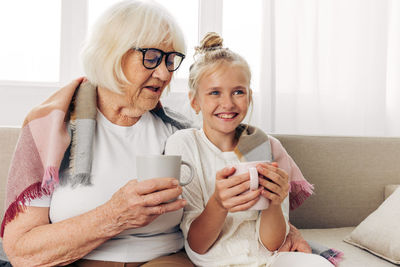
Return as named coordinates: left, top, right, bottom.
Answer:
left=1, top=127, right=399, bottom=266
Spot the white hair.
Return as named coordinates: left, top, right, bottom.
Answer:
left=81, top=0, right=186, bottom=93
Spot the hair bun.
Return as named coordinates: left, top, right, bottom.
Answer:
left=195, top=32, right=223, bottom=54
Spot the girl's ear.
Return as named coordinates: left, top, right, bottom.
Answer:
left=189, top=91, right=201, bottom=114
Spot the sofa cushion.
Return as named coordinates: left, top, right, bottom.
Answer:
left=300, top=227, right=397, bottom=267
left=384, top=184, right=399, bottom=200
left=344, top=187, right=400, bottom=265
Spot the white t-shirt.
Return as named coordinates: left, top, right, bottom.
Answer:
left=29, top=111, right=184, bottom=262
left=165, top=128, right=290, bottom=267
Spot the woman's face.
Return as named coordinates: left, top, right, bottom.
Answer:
left=120, top=43, right=174, bottom=117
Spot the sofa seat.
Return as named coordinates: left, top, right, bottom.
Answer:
left=300, top=227, right=397, bottom=267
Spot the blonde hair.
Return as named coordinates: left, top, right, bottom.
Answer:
left=188, top=32, right=252, bottom=103
left=81, top=0, right=186, bottom=93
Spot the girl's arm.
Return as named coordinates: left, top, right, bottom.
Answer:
left=256, top=163, right=290, bottom=251
left=3, top=178, right=184, bottom=266
left=187, top=167, right=262, bottom=254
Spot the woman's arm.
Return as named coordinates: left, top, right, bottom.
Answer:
left=187, top=167, right=261, bottom=254
left=257, top=163, right=290, bottom=251
left=3, top=178, right=185, bottom=266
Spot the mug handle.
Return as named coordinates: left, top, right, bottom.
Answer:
left=180, top=160, right=194, bottom=186
left=248, top=167, right=259, bottom=191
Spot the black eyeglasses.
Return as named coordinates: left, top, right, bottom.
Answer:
left=134, top=48, right=185, bottom=72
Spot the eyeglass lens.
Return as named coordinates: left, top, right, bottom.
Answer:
left=143, top=49, right=184, bottom=71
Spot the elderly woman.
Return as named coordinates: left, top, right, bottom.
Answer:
left=1, top=1, right=191, bottom=266
left=1, top=0, right=310, bottom=266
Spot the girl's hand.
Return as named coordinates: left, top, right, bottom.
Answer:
left=212, top=167, right=262, bottom=212
left=256, top=163, right=290, bottom=206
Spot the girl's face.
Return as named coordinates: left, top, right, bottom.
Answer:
left=192, top=63, right=250, bottom=141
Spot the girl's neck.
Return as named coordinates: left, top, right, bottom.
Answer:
left=203, top=127, right=238, bottom=152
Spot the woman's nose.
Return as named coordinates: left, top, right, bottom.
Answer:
left=152, top=60, right=171, bottom=81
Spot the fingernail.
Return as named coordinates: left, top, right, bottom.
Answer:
left=172, top=179, right=179, bottom=186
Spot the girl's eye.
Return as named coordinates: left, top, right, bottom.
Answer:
left=209, top=91, right=220, bottom=96
left=233, top=89, right=245, bottom=95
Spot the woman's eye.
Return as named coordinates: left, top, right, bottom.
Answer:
left=144, top=58, right=159, bottom=65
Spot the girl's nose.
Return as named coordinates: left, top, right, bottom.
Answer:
left=220, top=95, right=235, bottom=108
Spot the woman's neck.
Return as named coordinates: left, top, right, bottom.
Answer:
left=97, top=86, right=141, bottom=126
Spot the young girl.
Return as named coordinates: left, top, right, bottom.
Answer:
left=165, top=33, right=333, bottom=267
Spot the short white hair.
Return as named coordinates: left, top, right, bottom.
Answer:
left=81, top=0, right=186, bottom=93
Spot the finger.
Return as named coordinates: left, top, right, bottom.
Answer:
left=259, top=178, right=282, bottom=195
left=134, top=178, right=179, bottom=195
left=219, top=172, right=251, bottom=189
left=145, top=199, right=187, bottom=215
left=142, top=186, right=183, bottom=206
left=219, top=180, right=251, bottom=200
left=257, top=164, right=288, bottom=183
left=229, top=195, right=260, bottom=212
left=75, top=76, right=85, bottom=83
left=225, top=189, right=261, bottom=209
left=64, top=77, right=84, bottom=90
left=257, top=166, right=288, bottom=187
left=275, top=168, right=288, bottom=181
left=261, top=189, right=288, bottom=206
left=296, top=242, right=312, bottom=253
left=278, top=241, right=292, bottom=252
left=216, top=167, right=236, bottom=180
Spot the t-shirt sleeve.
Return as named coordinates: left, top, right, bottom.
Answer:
left=165, top=130, right=205, bottom=239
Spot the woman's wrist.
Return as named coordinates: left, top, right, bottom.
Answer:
left=95, top=202, right=125, bottom=238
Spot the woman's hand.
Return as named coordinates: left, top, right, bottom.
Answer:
left=106, top=178, right=186, bottom=231
left=256, top=162, right=290, bottom=206
left=212, top=167, right=262, bottom=212
left=278, top=223, right=312, bottom=253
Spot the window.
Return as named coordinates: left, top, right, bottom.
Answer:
left=223, top=0, right=263, bottom=92
left=0, top=0, right=61, bottom=82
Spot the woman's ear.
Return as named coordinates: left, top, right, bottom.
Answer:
left=189, top=91, right=200, bottom=114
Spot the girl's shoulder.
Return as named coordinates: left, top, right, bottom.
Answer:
left=167, top=127, right=201, bottom=144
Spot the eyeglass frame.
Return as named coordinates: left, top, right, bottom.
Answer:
left=133, top=47, right=185, bottom=72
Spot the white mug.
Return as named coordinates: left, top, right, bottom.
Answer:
left=136, top=155, right=194, bottom=186
left=230, top=161, right=270, bottom=210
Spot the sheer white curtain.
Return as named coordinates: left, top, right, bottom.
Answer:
left=264, top=0, right=400, bottom=136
